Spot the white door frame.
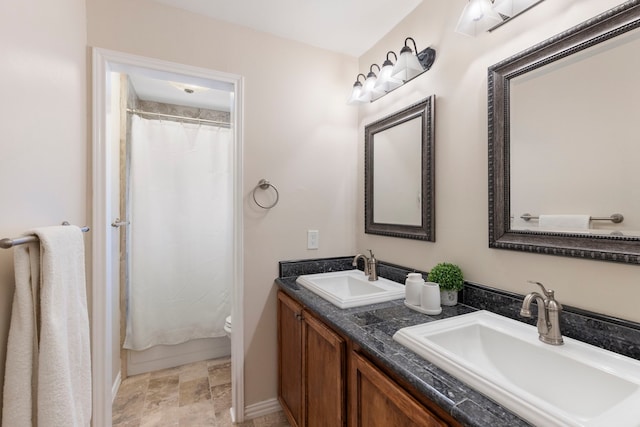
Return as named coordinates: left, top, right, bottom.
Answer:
left=91, top=48, right=245, bottom=426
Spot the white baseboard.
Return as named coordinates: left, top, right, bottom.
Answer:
left=244, top=398, right=282, bottom=420
left=112, top=371, right=122, bottom=403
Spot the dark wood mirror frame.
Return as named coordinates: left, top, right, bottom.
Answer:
left=365, top=95, right=435, bottom=241
left=488, top=0, right=640, bottom=264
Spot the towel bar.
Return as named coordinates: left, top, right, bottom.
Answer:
left=252, top=179, right=279, bottom=209
left=520, top=213, right=624, bottom=224
left=0, top=222, right=90, bottom=249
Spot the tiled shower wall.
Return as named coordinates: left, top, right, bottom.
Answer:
left=136, top=100, right=230, bottom=125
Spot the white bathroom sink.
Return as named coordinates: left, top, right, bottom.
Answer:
left=296, top=269, right=405, bottom=309
left=393, top=310, right=640, bottom=427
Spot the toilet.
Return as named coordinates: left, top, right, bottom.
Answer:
left=224, top=315, right=232, bottom=338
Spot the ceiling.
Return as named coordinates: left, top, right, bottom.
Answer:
left=152, top=0, right=424, bottom=57
left=128, top=73, right=232, bottom=112
left=129, top=0, right=425, bottom=112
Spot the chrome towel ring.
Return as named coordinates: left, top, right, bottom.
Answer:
left=252, top=179, right=279, bottom=209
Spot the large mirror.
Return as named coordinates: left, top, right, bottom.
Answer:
left=365, top=96, right=435, bottom=241
left=488, top=1, right=640, bottom=264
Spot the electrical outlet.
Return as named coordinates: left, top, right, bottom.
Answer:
left=307, top=230, right=319, bottom=249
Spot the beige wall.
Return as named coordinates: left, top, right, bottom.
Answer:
left=0, top=0, right=87, bottom=416
left=3, top=0, right=638, bottom=417
left=357, top=0, right=640, bottom=322
left=86, top=0, right=358, bottom=406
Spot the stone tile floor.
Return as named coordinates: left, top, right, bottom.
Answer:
left=113, top=356, right=290, bottom=426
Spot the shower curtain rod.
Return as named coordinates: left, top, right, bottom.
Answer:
left=127, top=108, right=231, bottom=127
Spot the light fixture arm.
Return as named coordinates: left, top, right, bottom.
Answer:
left=382, top=51, right=398, bottom=67
left=404, top=37, right=418, bottom=54
left=353, top=73, right=366, bottom=87
left=367, top=64, right=381, bottom=78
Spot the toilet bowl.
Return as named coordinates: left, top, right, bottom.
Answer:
left=224, top=315, right=232, bottom=338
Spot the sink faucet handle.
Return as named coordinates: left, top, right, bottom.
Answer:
left=527, top=280, right=554, bottom=298
left=366, top=249, right=378, bottom=281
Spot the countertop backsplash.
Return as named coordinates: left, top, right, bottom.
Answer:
left=279, top=256, right=640, bottom=361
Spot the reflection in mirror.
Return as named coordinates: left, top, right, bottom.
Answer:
left=373, top=117, right=422, bottom=226
left=365, top=96, right=435, bottom=241
left=509, top=28, right=640, bottom=236
left=488, top=1, right=640, bottom=264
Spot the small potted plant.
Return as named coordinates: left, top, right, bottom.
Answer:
left=427, top=262, right=464, bottom=306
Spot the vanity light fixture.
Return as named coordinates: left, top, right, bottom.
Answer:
left=456, top=0, right=544, bottom=36
left=456, top=0, right=503, bottom=36
left=360, top=64, right=384, bottom=102
left=391, top=38, right=426, bottom=82
left=493, top=0, right=542, bottom=18
left=347, top=37, right=436, bottom=105
left=347, top=73, right=368, bottom=105
left=374, top=51, right=403, bottom=93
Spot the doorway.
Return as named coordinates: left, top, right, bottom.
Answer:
left=92, top=48, right=245, bottom=426
left=120, top=72, right=233, bottom=376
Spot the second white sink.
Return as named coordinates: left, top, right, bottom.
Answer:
left=296, top=269, right=405, bottom=309
left=393, top=310, right=640, bottom=426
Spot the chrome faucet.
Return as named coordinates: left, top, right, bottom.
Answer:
left=352, top=250, right=378, bottom=281
left=520, top=281, right=564, bottom=345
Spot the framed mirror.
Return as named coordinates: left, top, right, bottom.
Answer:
left=488, top=1, right=640, bottom=264
left=365, top=95, right=435, bottom=241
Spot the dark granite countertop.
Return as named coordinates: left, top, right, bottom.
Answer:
left=275, top=276, right=532, bottom=427
left=276, top=257, right=640, bottom=427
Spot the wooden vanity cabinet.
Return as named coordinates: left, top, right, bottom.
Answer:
left=278, top=290, right=304, bottom=426
left=304, top=312, right=346, bottom=426
left=277, top=290, right=346, bottom=427
left=349, top=351, right=449, bottom=427
left=278, top=289, right=459, bottom=427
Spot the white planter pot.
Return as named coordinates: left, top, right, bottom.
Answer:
left=440, top=289, right=458, bottom=306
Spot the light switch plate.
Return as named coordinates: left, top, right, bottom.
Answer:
left=307, top=230, right=319, bottom=249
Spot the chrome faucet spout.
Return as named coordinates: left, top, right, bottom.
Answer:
left=520, top=281, right=564, bottom=345
left=352, top=254, right=370, bottom=276
left=521, top=291, right=549, bottom=334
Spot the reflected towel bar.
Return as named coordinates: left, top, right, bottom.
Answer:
left=520, top=213, right=624, bottom=223
left=0, top=222, right=90, bottom=249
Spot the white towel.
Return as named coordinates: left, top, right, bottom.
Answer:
left=2, top=226, right=91, bottom=427
left=2, top=241, right=40, bottom=426
left=539, top=214, right=590, bottom=230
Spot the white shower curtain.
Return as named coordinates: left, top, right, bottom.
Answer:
left=124, top=115, right=232, bottom=351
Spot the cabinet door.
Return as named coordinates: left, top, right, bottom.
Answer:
left=278, top=291, right=304, bottom=427
left=349, top=351, right=448, bottom=427
left=304, top=311, right=346, bottom=427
